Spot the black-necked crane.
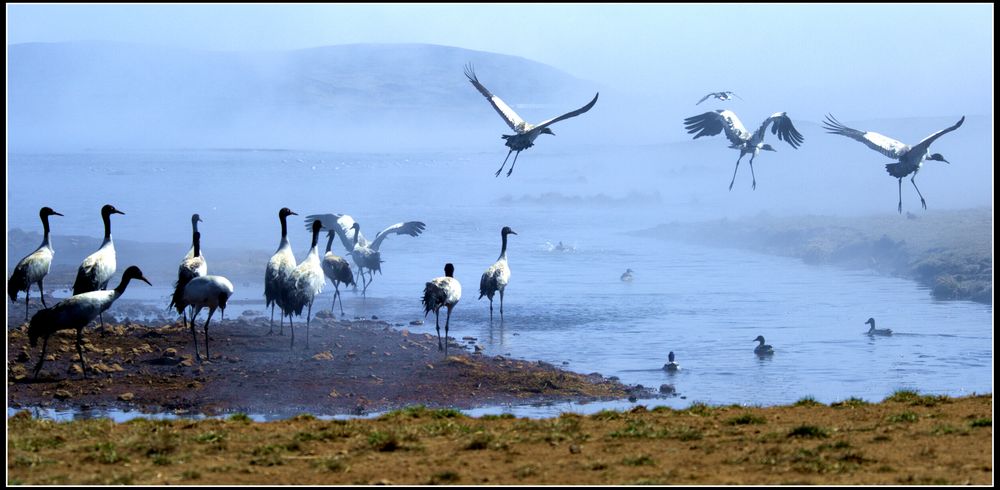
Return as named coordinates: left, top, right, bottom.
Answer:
left=182, top=274, right=235, bottom=361
left=303, top=214, right=425, bottom=295
left=285, top=220, right=325, bottom=349
left=479, top=226, right=517, bottom=322
left=822, top=114, right=964, bottom=213
left=753, top=335, right=774, bottom=356
left=72, top=204, right=125, bottom=329
left=169, top=230, right=207, bottom=330
left=696, top=91, right=742, bottom=105
left=8, top=207, right=63, bottom=321
left=663, top=351, right=680, bottom=372
left=465, top=64, right=599, bottom=177
left=684, top=110, right=805, bottom=190
left=423, top=263, right=462, bottom=356
left=183, top=214, right=204, bottom=261
left=321, top=231, right=355, bottom=316
left=28, top=265, right=151, bottom=378
left=865, top=317, right=893, bottom=336
left=264, top=207, right=298, bottom=335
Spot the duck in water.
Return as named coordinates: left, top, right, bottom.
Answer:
left=663, top=351, right=680, bottom=372
left=620, top=269, right=634, bottom=282
left=753, top=335, right=774, bottom=356
left=865, top=317, right=893, bottom=336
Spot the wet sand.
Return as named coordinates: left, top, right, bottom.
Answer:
left=7, top=303, right=645, bottom=418
left=7, top=394, right=992, bottom=484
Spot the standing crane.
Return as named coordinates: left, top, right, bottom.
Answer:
left=72, top=204, right=125, bottom=329
left=321, top=231, right=355, bottom=316
left=423, top=263, right=462, bottom=356
left=684, top=110, right=804, bottom=190
left=285, top=220, right=326, bottom=349
left=182, top=274, right=235, bottom=361
left=465, top=64, right=599, bottom=177
left=696, top=91, right=742, bottom=105
left=822, top=114, right=964, bottom=213
left=8, top=207, right=63, bottom=320
left=479, top=226, right=517, bottom=322
left=169, top=230, right=207, bottom=331
left=264, top=208, right=298, bottom=335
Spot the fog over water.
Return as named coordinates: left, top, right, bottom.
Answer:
left=6, top=4, right=993, bottom=415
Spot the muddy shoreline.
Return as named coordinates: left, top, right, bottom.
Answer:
left=7, top=303, right=650, bottom=418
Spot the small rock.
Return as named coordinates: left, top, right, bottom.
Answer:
left=425, top=363, right=434, bottom=370
left=16, top=351, right=31, bottom=363
left=569, top=444, right=582, bottom=454
left=241, top=310, right=256, bottom=317
left=118, top=392, right=134, bottom=402
left=163, top=348, right=178, bottom=358
left=409, top=320, right=424, bottom=326
left=329, top=390, right=340, bottom=398
left=54, top=389, right=72, bottom=400
left=371, top=315, right=378, bottom=320
left=462, top=336, right=476, bottom=341
left=474, top=345, right=484, bottom=352
left=44, top=354, right=58, bottom=361
left=401, top=329, right=409, bottom=337
left=312, top=351, right=334, bottom=361
left=628, top=395, right=638, bottom=402
left=659, top=384, right=676, bottom=394
left=179, top=358, right=195, bottom=367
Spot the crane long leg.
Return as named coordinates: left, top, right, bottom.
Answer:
left=189, top=307, right=201, bottom=361
left=506, top=151, right=521, bottom=177
left=444, top=306, right=453, bottom=357
left=203, top=308, right=215, bottom=361
left=435, top=309, right=442, bottom=351
left=39, top=280, right=48, bottom=308
left=305, top=302, right=312, bottom=349
left=897, top=177, right=903, bottom=214
left=911, top=175, right=927, bottom=210
left=76, top=328, right=89, bottom=379
left=749, top=155, right=758, bottom=190
left=24, top=287, right=29, bottom=321
left=499, top=289, right=505, bottom=321
left=729, top=154, right=745, bottom=191
left=267, top=304, right=275, bottom=335
left=495, top=149, right=514, bottom=177
left=279, top=307, right=285, bottom=336
left=289, top=314, right=295, bottom=350
left=489, top=298, right=494, bottom=323
left=32, top=336, right=50, bottom=379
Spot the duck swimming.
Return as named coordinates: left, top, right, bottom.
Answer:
left=663, top=351, right=680, bottom=372
left=621, top=269, right=634, bottom=282
left=753, top=335, right=774, bottom=356
left=865, top=317, right=892, bottom=336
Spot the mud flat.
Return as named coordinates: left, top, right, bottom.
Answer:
left=7, top=305, right=644, bottom=418
left=638, top=207, right=992, bottom=304
left=7, top=392, right=992, bottom=485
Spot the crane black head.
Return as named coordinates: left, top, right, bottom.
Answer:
left=192, top=213, right=203, bottom=224
left=101, top=204, right=124, bottom=217
left=122, top=265, right=153, bottom=287
left=279, top=207, right=297, bottom=218
left=501, top=226, right=518, bottom=236
left=928, top=153, right=950, bottom=164
left=444, top=263, right=455, bottom=278
left=40, top=207, right=63, bottom=218
left=542, top=128, right=555, bottom=136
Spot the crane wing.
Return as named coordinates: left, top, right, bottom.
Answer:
left=753, top=112, right=804, bottom=149
left=465, top=64, right=526, bottom=132
left=303, top=214, right=368, bottom=250
left=822, top=114, right=909, bottom=159
left=726, top=91, right=744, bottom=101
left=683, top=110, right=750, bottom=146
left=534, top=92, right=600, bottom=130
left=910, top=116, right=965, bottom=155
left=696, top=93, right=714, bottom=105
left=370, top=221, right=426, bottom=251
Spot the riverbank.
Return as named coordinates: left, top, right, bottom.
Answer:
left=637, top=207, right=992, bottom=304
left=7, top=393, right=992, bottom=484
left=7, top=307, right=646, bottom=418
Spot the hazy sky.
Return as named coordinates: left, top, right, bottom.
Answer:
left=7, top=3, right=994, bottom=118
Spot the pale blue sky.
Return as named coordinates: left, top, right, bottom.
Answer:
left=7, top=3, right=994, bottom=118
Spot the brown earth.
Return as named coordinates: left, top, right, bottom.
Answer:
left=7, top=305, right=646, bottom=418
left=7, top=394, right=992, bottom=485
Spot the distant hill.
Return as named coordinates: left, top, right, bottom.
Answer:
left=8, top=41, right=601, bottom=151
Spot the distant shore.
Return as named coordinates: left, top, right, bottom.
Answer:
left=637, top=208, right=992, bottom=305
left=8, top=393, right=992, bottom=484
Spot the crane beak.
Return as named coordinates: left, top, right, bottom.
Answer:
left=114, top=210, right=125, bottom=215
left=289, top=211, right=299, bottom=216
left=140, top=277, right=152, bottom=286
left=509, top=230, right=518, bottom=235
left=52, top=211, right=64, bottom=217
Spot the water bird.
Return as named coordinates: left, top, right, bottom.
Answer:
left=8, top=207, right=63, bottom=320
left=465, top=64, right=599, bottom=177
left=479, top=226, right=517, bottom=322
left=621, top=269, right=634, bottom=282
left=865, top=317, right=893, bottom=336
left=182, top=274, right=235, bottom=361
left=663, top=351, right=680, bottom=372
left=423, top=263, right=462, bottom=356
left=303, top=214, right=426, bottom=295
left=321, top=231, right=355, bottom=316
left=285, top=220, right=326, bottom=349
left=264, top=208, right=298, bottom=335
left=683, top=110, right=804, bottom=190
left=28, top=265, right=151, bottom=378
left=822, top=114, right=964, bottom=213
left=753, top=335, right=774, bottom=356
left=72, top=204, right=125, bottom=329
left=696, top=91, right=743, bottom=105
left=169, top=230, right=207, bottom=330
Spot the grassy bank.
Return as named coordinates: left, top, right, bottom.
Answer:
left=638, top=208, right=992, bottom=304
left=7, top=392, right=991, bottom=485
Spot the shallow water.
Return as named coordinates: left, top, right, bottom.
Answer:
left=7, top=148, right=993, bottom=418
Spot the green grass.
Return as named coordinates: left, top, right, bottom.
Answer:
left=787, top=425, right=829, bottom=439
left=831, top=397, right=870, bottom=408
left=969, top=418, right=991, bottom=428
left=725, top=414, right=767, bottom=425
left=367, top=431, right=401, bottom=452
left=886, top=412, right=919, bottom=424
left=227, top=413, right=251, bottom=423
left=794, top=396, right=823, bottom=407
left=622, top=454, right=656, bottom=466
